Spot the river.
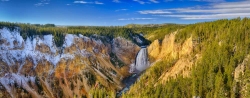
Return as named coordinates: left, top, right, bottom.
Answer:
left=117, top=47, right=150, bottom=97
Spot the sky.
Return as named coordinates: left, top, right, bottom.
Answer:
left=0, top=0, right=250, bottom=26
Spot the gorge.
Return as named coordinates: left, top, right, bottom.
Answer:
left=0, top=26, right=148, bottom=98
left=1, top=18, right=250, bottom=98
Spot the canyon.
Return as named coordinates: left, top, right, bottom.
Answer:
left=1, top=18, right=250, bottom=98
left=0, top=27, right=150, bottom=98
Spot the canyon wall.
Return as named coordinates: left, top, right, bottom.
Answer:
left=0, top=27, right=140, bottom=98
left=147, top=31, right=196, bottom=83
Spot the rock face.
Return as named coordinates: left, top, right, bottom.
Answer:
left=112, top=37, right=141, bottom=65
left=147, top=39, right=160, bottom=62
left=234, top=55, right=250, bottom=98
left=0, top=27, right=140, bottom=98
left=147, top=31, right=195, bottom=83
left=234, top=55, right=249, bottom=82
left=147, top=32, right=179, bottom=62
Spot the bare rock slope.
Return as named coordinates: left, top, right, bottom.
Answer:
left=0, top=27, right=140, bottom=98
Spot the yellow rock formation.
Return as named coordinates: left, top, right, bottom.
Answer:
left=147, top=31, right=195, bottom=83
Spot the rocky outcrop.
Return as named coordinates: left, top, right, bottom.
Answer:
left=112, top=37, right=140, bottom=65
left=233, top=55, right=250, bottom=98
left=147, top=32, right=179, bottom=61
left=0, top=27, right=139, bottom=98
left=147, top=31, right=196, bottom=83
left=112, top=37, right=141, bottom=76
left=234, top=55, right=249, bottom=82
left=147, top=39, right=160, bottom=62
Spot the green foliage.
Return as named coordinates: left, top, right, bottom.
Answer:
left=123, top=17, right=250, bottom=98
left=84, top=72, right=96, bottom=86
left=130, top=24, right=185, bottom=41
left=123, top=58, right=177, bottom=98
left=2, top=18, right=250, bottom=97
left=110, top=52, right=125, bottom=68
left=0, top=22, right=153, bottom=47
left=90, top=88, right=115, bottom=98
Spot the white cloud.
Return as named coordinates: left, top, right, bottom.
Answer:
left=138, top=10, right=172, bottom=14
left=213, top=2, right=250, bottom=8
left=34, top=2, right=49, bottom=6
left=133, top=0, right=145, bottom=4
left=140, top=1, right=250, bottom=20
left=191, top=0, right=224, bottom=2
left=118, top=18, right=156, bottom=20
left=34, top=0, right=50, bottom=6
left=173, top=8, right=250, bottom=13
left=121, top=9, right=128, bottom=11
left=115, top=9, right=128, bottom=12
left=160, top=13, right=250, bottom=20
left=113, top=0, right=120, bottom=3
left=134, top=0, right=161, bottom=4
left=150, top=0, right=159, bottom=3
left=74, top=1, right=89, bottom=4
left=95, top=1, right=104, bottom=4
left=41, top=0, right=50, bottom=2
left=34, top=3, right=43, bottom=6
left=73, top=1, right=104, bottom=5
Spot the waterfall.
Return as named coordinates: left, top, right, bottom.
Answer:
left=130, top=47, right=150, bottom=73
left=119, top=47, right=150, bottom=96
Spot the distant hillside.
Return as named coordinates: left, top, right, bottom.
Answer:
left=0, top=22, right=153, bottom=47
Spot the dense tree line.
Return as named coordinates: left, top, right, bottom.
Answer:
left=3, top=18, right=250, bottom=97
left=123, top=17, right=250, bottom=98
left=127, top=24, right=185, bottom=41
left=0, top=22, right=166, bottom=47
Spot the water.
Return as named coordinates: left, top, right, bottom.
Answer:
left=135, top=48, right=150, bottom=72
left=129, top=48, right=150, bottom=73
left=117, top=47, right=150, bottom=97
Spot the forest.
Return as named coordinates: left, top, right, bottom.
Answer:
left=123, top=17, right=250, bottom=98
left=0, top=22, right=182, bottom=47
left=1, top=17, right=250, bottom=98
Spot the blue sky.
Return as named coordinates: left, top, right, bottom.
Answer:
left=0, top=0, right=250, bottom=26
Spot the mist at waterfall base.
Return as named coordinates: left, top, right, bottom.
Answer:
left=130, top=48, right=150, bottom=73
left=118, top=47, right=150, bottom=96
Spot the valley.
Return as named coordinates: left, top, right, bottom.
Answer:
left=0, top=18, right=250, bottom=98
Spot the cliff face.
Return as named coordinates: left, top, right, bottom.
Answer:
left=147, top=31, right=196, bottom=83
left=0, top=27, right=140, bottom=98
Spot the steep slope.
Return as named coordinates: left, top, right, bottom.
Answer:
left=123, top=18, right=250, bottom=98
left=0, top=27, right=141, bottom=98
left=147, top=32, right=195, bottom=82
